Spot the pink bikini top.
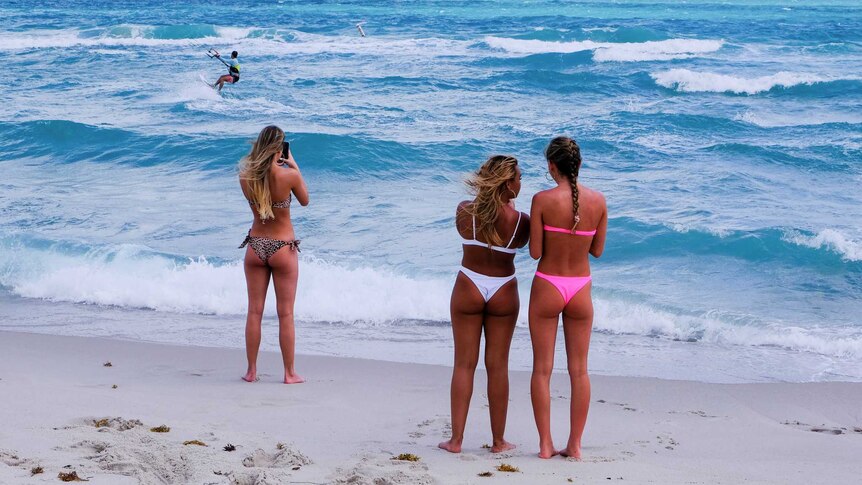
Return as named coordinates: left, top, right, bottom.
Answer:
left=543, top=225, right=596, bottom=237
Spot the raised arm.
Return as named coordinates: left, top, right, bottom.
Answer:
left=529, top=193, right=544, bottom=260
left=283, top=149, right=309, bottom=206
left=590, top=194, right=607, bottom=258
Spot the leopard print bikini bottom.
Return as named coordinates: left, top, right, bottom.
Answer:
left=239, top=232, right=300, bottom=264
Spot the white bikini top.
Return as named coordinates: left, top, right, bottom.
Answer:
left=462, top=213, right=522, bottom=255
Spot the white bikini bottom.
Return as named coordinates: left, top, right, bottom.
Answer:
left=459, top=266, right=516, bottom=302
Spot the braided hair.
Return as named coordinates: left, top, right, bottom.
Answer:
left=545, top=136, right=583, bottom=230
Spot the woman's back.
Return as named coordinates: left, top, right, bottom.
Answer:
left=533, top=184, right=606, bottom=276
left=456, top=202, right=528, bottom=277
left=240, top=157, right=307, bottom=239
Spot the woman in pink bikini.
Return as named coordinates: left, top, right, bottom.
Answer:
left=238, top=125, right=309, bottom=384
left=528, top=136, right=607, bottom=459
left=439, top=155, right=530, bottom=454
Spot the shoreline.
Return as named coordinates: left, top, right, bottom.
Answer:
left=2, top=330, right=861, bottom=483
left=3, top=293, right=856, bottom=384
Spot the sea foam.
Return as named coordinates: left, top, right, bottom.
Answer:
left=2, top=241, right=859, bottom=359
left=483, top=37, right=723, bottom=61
left=651, top=69, right=860, bottom=94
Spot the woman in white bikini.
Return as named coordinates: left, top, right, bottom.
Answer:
left=439, top=155, right=530, bottom=454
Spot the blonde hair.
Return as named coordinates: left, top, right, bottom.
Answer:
left=239, top=125, right=285, bottom=221
left=465, top=155, right=519, bottom=247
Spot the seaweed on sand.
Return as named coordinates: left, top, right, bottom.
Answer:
left=392, top=453, right=420, bottom=462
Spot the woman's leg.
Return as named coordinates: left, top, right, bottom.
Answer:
left=529, top=276, right=564, bottom=458
left=243, top=247, right=271, bottom=382
left=439, top=272, right=485, bottom=453
left=483, top=278, right=519, bottom=453
left=560, top=283, right=593, bottom=460
left=269, top=246, right=303, bottom=384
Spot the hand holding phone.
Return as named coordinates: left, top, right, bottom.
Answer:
left=278, top=141, right=297, bottom=169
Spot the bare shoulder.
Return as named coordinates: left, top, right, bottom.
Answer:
left=455, top=200, right=472, bottom=232
left=531, top=188, right=553, bottom=207
left=581, top=184, right=606, bottom=207
left=273, top=164, right=298, bottom=181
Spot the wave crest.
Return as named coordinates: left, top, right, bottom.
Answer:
left=484, top=36, right=723, bottom=62
left=784, top=229, right=862, bottom=262
left=1, top=238, right=860, bottom=359
left=651, top=69, right=860, bottom=94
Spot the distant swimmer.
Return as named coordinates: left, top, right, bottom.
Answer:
left=208, top=49, right=241, bottom=92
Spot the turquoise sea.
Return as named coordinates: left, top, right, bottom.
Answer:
left=1, top=0, right=860, bottom=382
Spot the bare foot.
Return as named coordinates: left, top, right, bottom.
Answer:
left=241, top=371, right=258, bottom=383
left=538, top=441, right=559, bottom=459
left=283, top=373, right=305, bottom=384
left=438, top=439, right=462, bottom=453
left=491, top=440, right=516, bottom=453
left=559, top=447, right=582, bottom=460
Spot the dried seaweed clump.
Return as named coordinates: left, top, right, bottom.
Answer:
left=481, top=444, right=491, bottom=449
left=223, top=443, right=236, bottom=452
left=477, top=471, right=493, bottom=477
left=150, top=425, right=171, bottom=433
left=111, top=384, right=118, bottom=389
left=276, top=442, right=285, bottom=450
left=103, top=362, right=112, bottom=367
left=30, top=466, right=44, bottom=476
left=496, top=463, right=519, bottom=473
left=392, top=453, right=420, bottom=462
left=183, top=440, right=207, bottom=446
left=58, top=470, right=88, bottom=481
left=93, top=418, right=110, bottom=428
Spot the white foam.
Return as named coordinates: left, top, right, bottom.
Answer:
left=483, top=36, right=723, bottom=61
left=783, top=229, right=862, bottom=262
left=0, top=25, right=260, bottom=51
left=1, top=241, right=859, bottom=359
left=651, top=69, right=859, bottom=94
left=734, top=110, right=862, bottom=128
left=0, top=26, right=475, bottom=59
left=593, top=298, right=862, bottom=359
left=1, top=243, right=452, bottom=322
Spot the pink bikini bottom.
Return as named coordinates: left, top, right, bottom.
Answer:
left=534, top=271, right=592, bottom=304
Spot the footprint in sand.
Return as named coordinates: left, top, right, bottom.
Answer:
left=241, top=446, right=312, bottom=469
left=783, top=420, right=847, bottom=435
left=655, top=435, right=678, bottom=450
left=810, top=427, right=844, bottom=435
left=69, top=429, right=194, bottom=483
left=0, top=449, right=31, bottom=467
left=596, top=399, right=635, bottom=411
left=89, top=417, right=143, bottom=431
left=412, top=416, right=449, bottom=440
left=334, top=453, right=434, bottom=485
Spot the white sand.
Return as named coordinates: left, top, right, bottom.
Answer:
left=0, top=330, right=860, bottom=484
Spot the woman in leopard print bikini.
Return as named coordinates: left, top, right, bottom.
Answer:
left=238, top=125, right=309, bottom=384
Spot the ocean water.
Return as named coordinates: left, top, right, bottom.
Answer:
left=1, top=0, right=860, bottom=383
